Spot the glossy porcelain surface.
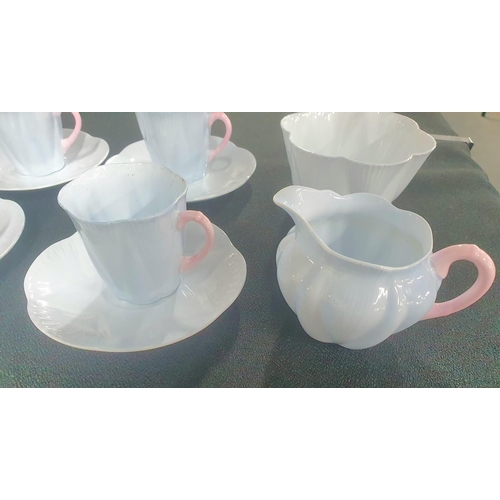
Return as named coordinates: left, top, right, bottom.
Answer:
left=274, top=186, right=495, bottom=349
left=0, top=112, right=81, bottom=176
left=0, top=198, right=25, bottom=259
left=281, top=112, right=437, bottom=202
left=58, top=162, right=214, bottom=305
left=136, top=112, right=232, bottom=184
left=0, top=129, right=109, bottom=191
left=24, top=224, right=246, bottom=352
left=106, top=136, right=256, bottom=202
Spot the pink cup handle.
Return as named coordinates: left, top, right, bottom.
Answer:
left=208, top=112, right=232, bottom=162
left=59, top=112, right=82, bottom=153
left=424, top=244, right=495, bottom=320
left=177, top=210, right=215, bottom=272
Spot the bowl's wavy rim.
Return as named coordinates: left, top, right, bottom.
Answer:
left=281, top=112, right=437, bottom=167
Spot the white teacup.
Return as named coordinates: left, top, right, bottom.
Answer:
left=58, top=162, right=215, bottom=305
left=0, top=112, right=82, bottom=176
left=135, top=112, right=232, bottom=184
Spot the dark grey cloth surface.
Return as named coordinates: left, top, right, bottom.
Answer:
left=0, top=112, right=499, bottom=387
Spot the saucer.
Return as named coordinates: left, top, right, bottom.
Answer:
left=0, top=198, right=25, bottom=259
left=24, top=223, right=246, bottom=352
left=106, top=136, right=256, bottom=202
left=0, top=129, right=110, bottom=191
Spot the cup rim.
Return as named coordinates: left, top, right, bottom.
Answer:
left=57, top=162, right=187, bottom=226
left=280, top=112, right=437, bottom=167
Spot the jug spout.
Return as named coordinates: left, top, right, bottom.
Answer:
left=274, top=186, right=307, bottom=229
left=273, top=186, right=343, bottom=230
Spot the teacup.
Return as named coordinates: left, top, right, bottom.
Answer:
left=281, top=112, right=436, bottom=202
left=135, top=112, right=232, bottom=184
left=0, top=112, right=82, bottom=176
left=58, top=162, right=215, bottom=305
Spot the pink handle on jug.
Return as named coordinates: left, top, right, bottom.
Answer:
left=208, top=112, right=232, bottom=162
left=57, top=112, right=82, bottom=153
left=177, top=210, right=215, bottom=272
left=424, top=244, right=495, bottom=320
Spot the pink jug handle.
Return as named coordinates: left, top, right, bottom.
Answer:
left=208, top=112, right=232, bottom=162
left=177, top=210, right=215, bottom=272
left=424, top=244, right=495, bottom=320
left=58, top=112, right=82, bottom=152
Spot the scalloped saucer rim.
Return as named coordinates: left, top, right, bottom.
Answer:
left=106, top=136, right=256, bottom=202
left=0, top=198, right=25, bottom=259
left=24, top=223, right=246, bottom=352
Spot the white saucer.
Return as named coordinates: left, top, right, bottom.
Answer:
left=106, top=136, right=256, bottom=202
left=0, top=129, right=110, bottom=191
left=0, top=198, right=25, bottom=259
left=24, top=223, right=246, bottom=352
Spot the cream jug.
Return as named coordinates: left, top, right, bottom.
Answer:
left=274, top=186, right=495, bottom=349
